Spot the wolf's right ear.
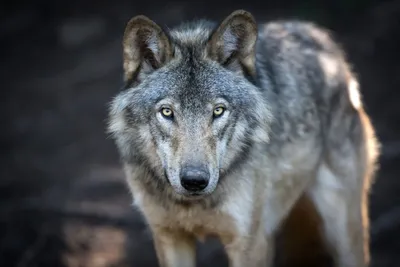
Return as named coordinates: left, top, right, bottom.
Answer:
left=122, top=15, right=172, bottom=84
left=207, top=10, right=258, bottom=77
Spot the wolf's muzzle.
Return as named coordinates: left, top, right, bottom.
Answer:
left=180, top=165, right=210, bottom=192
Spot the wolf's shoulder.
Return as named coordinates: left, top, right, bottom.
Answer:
left=255, top=19, right=351, bottom=100
left=257, top=20, right=343, bottom=56
left=255, top=20, right=357, bottom=143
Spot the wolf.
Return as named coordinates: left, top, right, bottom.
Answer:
left=107, top=9, right=380, bottom=267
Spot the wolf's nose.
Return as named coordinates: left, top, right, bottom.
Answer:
left=180, top=166, right=209, bottom=192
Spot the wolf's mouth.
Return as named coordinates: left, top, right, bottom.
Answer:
left=187, top=191, right=202, bottom=196
left=181, top=192, right=207, bottom=201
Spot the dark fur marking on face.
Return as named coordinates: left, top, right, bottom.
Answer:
left=141, top=166, right=167, bottom=192
left=223, top=115, right=239, bottom=146
left=244, top=111, right=260, bottom=130
left=222, top=129, right=254, bottom=179
left=164, top=169, right=171, bottom=185
left=207, top=135, right=217, bottom=151
left=123, top=106, right=139, bottom=125
left=171, top=135, right=180, bottom=153
left=219, top=112, right=237, bottom=139
left=153, top=120, right=169, bottom=141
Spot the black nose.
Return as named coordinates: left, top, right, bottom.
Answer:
left=180, top=166, right=210, bottom=192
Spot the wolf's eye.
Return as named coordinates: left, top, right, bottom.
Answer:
left=160, top=108, right=173, bottom=119
left=213, top=106, right=225, bottom=118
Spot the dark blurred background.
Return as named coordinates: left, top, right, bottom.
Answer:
left=1, top=0, right=400, bottom=266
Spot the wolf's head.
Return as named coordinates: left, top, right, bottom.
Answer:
left=108, top=10, right=273, bottom=200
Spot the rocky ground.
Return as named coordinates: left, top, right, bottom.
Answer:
left=1, top=1, right=400, bottom=266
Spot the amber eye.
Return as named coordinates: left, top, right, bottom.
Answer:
left=213, top=106, right=225, bottom=118
left=160, top=107, right=173, bottom=119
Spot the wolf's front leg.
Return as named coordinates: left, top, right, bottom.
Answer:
left=223, top=226, right=273, bottom=267
left=151, top=228, right=196, bottom=267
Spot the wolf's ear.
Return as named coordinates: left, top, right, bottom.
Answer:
left=207, top=10, right=257, bottom=76
left=123, top=15, right=172, bottom=84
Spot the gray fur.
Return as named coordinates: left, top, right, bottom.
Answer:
left=108, top=10, right=380, bottom=267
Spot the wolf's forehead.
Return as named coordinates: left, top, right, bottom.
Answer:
left=171, top=28, right=210, bottom=45
left=155, top=61, right=216, bottom=96
left=170, top=20, right=215, bottom=45
left=153, top=61, right=241, bottom=108
left=173, top=75, right=215, bottom=107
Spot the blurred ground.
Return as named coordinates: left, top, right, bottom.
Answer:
left=1, top=0, right=400, bottom=266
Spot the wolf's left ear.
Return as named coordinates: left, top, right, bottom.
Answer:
left=207, top=10, right=257, bottom=76
left=122, top=15, right=172, bottom=84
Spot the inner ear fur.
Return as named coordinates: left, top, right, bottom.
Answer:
left=207, top=10, right=258, bottom=76
left=122, top=15, right=173, bottom=83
